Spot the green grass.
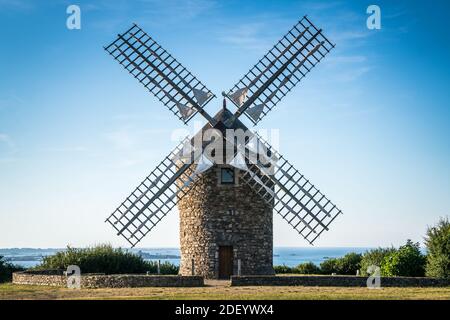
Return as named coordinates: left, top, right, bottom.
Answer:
left=1, top=282, right=449, bottom=300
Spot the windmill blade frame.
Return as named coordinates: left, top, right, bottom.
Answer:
left=234, top=133, right=342, bottom=244
left=105, top=137, right=199, bottom=247
left=225, top=16, right=335, bottom=125
left=105, top=24, right=216, bottom=125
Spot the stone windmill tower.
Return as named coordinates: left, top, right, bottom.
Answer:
left=104, top=16, right=342, bottom=279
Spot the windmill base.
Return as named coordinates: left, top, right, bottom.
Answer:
left=178, top=165, right=274, bottom=279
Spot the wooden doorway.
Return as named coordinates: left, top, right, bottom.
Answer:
left=218, top=246, right=233, bottom=279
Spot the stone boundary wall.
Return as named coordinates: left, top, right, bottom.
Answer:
left=231, top=275, right=450, bottom=287
left=13, top=270, right=204, bottom=288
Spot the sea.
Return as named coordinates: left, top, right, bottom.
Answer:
left=0, top=247, right=371, bottom=269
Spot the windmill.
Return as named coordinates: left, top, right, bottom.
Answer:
left=104, top=16, right=342, bottom=279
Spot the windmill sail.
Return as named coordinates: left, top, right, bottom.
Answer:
left=104, top=17, right=342, bottom=249
left=105, top=138, right=198, bottom=247
left=238, top=133, right=342, bottom=244
left=105, top=24, right=216, bottom=124
left=226, top=16, right=335, bottom=125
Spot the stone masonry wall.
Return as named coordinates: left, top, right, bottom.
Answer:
left=13, top=270, right=67, bottom=287
left=12, top=271, right=204, bottom=288
left=231, top=275, right=450, bottom=287
left=178, top=165, right=274, bottom=278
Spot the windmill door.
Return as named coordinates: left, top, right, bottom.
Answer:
left=218, top=246, right=233, bottom=279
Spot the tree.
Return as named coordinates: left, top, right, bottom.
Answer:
left=424, top=217, right=450, bottom=278
left=360, top=247, right=396, bottom=276
left=381, top=240, right=426, bottom=277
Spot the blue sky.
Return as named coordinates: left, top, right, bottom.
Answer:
left=0, top=0, right=449, bottom=248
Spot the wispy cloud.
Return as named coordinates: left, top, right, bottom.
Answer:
left=102, top=122, right=173, bottom=168
left=322, top=52, right=373, bottom=83
left=329, top=30, right=372, bottom=44
left=383, top=8, right=408, bottom=20
left=0, top=0, right=33, bottom=11
left=90, top=0, right=217, bottom=31
left=104, top=126, right=168, bottom=150
left=0, top=133, right=14, bottom=148
left=329, top=102, right=379, bottom=120
left=0, top=94, right=23, bottom=111
left=41, top=146, right=87, bottom=153
left=325, top=55, right=367, bottom=65
left=104, top=127, right=137, bottom=150
left=217, top=10, right=374, bottom=85
left=109, top=158, right=144, bottom=169
left=137, top=0, right=216, bottom=20
left=0, top=133, right=17, bottom=163
left=111, top=113, right=142, bottom=122
left=103, top=130, right=151, bottom=169
left=219, top=22, right=274, bottom=51
left=336, top=66, right=373, bottom=82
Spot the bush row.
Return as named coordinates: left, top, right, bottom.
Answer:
left=274, top=252, right=363, bottom=275
left=275, top=241, right=426, bottom=277
left=275, top=217, right=449, bottom=278
left=35, top=244, right=179, bottom=275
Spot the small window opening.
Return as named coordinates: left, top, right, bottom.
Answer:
left=220, top=168, right=235, bottom=185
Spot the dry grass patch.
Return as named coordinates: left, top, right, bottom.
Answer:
left=1, top=282, right=449, bottom=300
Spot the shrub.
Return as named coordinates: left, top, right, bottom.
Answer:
left=424, top=217, right=450, bottom=278
left=320, top=253, right=362, bottom=275
left=381, top=240, right=426, bottom=277
left=320, top=258, right=339, bottom=275
left=157, top=261, right=179, bottom=275
left=136, top=260, right=179, bottom=275
left=295, top=262, right=321, bottom=274
left=35, top=244, right=178, bottom=275
left=360, top=247, right=396, bottom=276
left=336, top=253, right=362, bottom=275
left=0, top=256, right=24, bottom=283
left=273, top=264, right=295, bottom=274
